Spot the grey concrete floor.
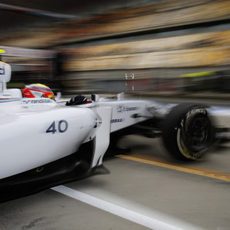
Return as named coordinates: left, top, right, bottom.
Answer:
left=0, top=136, right=229, bottom=230
left=0, top=189, right=148, bottom=230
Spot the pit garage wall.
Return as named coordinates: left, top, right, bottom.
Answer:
left=0, top=49, right=59, bottom=92
left=1, top=0, right=230, bottom=98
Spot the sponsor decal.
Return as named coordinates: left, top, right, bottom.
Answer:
left=117, top=105, right=138, bottom=113
left=111, top=118, right=124, bottom=123
left=22, top=98, right=54, bottom=104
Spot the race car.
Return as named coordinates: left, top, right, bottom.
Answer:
left=0, top=61, right=229, bottom=202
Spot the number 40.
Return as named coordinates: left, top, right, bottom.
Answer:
left=46, top=120, right=68, bottom=134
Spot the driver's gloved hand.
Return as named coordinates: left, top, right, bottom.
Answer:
left=66, top=95, right=88, bottom=106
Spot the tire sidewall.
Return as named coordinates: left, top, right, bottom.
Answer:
left=176, top=106, right=211, bottom=160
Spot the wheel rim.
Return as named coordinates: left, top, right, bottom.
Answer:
left=185, top=115, right=211, bottom=152
left=177, top=113, right=212, bottom=160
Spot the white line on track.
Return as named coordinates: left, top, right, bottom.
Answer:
left=52, top=185, right=199, bottom=230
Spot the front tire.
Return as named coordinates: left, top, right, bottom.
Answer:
left=162, top=104, right=215, bottom=161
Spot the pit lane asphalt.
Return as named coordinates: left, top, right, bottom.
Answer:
left=0, top=136, right=229, bottom=230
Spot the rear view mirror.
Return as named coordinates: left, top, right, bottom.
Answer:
left=0, top=61, right=11, bottom=83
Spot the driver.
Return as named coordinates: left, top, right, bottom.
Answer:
left=22, top=83, right=55, bottom=100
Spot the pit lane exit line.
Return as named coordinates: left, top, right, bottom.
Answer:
left=117, top=155, right=230, bottom=182
left=52, top=185, right=198, bottom=230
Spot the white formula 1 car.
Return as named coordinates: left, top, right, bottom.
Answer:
left=0, top=61, right=229, bottom=202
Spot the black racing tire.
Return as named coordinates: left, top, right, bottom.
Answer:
left=162, top=103, right=215, bottom=161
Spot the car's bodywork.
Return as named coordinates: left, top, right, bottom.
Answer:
left=0, top=61, right=229, bottom=202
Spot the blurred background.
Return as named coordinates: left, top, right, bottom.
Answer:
left=0, top=0, right=229, bottom=101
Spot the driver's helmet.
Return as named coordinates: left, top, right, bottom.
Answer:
left=22, top=83, right=55, bottom=100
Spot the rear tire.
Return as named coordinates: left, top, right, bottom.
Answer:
left=162, top=103, right=215, bottom=161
